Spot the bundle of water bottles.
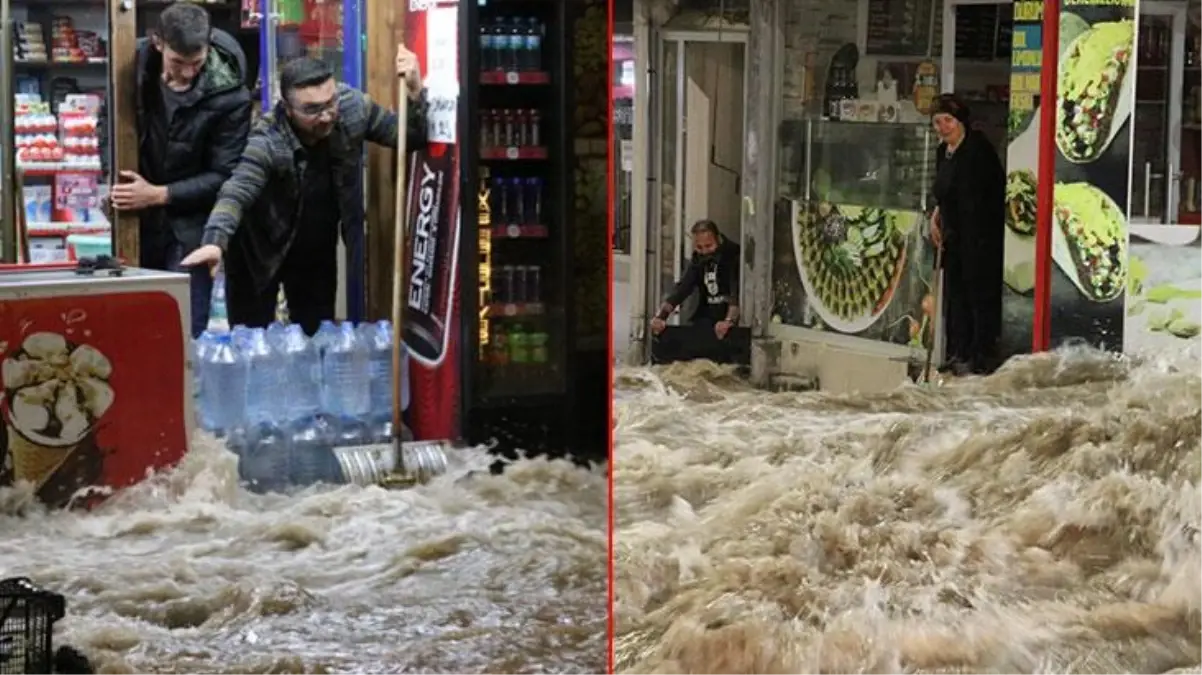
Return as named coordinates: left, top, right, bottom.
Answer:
left=192, top=320, right=410, bottom=493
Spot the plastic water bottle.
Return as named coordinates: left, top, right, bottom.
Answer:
left=312, top=320, right=338, bottom=357
left=204, top=333, right=249, bottom=433
left=241, top=422, right=290, bottom=493
left=209, top=268, right=229, bottom=332
left=358, top=321, right=410, bottom=420
left=321, top=322, right=370, bottom=416
left=289, top=414, right=342, bottom=486
left=192, top=331, right=216, bottom=430
left=265, top=322, right=288, bottom=351
left=244, top=329, right=289, bottom=425
left=278, top=324, right=323, bottom=422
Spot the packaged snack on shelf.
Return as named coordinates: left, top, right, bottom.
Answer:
left=15, top=100, right=65, bottom=167
left=22, top=185, right=53, bottom=225
left=14, top=21, right=48, bottom=62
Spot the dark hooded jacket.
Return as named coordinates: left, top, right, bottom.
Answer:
left=131, top=28, right=252, bottom=251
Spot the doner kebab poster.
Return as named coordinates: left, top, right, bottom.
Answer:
left=1000, top=0, right=1135, bottom=357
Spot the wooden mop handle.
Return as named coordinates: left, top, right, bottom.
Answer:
left=391, top=81, right=410, bottom=434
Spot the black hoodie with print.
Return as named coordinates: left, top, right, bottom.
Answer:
left=665, top=237, right=741, bottom=323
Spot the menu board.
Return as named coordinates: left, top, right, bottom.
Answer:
left=953, top=4, right=1014, bottom=61
left=865, top=0, right=942, bottom=57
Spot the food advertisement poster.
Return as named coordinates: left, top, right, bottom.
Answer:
left=0, top=292, right=188, bottom=508
left=1000, top=0, right=1136, bottom=356
left=771, top=121, right=939, bottom=352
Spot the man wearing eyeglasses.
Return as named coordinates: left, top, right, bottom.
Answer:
left=181, top=49, right=427, bottom=335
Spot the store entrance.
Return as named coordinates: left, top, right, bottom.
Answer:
left=1131, top=0, right=1198, bottom=237
left=654, top=32, right=747, bottom=326
left=941, top=0, right=1014, bottom=160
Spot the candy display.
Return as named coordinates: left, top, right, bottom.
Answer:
left=14, top=94, right=102, bottom=169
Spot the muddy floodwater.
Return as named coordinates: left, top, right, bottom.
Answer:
left=614, top=348, right=1201, bottom=674
left=1, top=442, right=607, bottom=673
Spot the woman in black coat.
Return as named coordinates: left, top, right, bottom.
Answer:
left=928, top=94, right=1006, bottom=375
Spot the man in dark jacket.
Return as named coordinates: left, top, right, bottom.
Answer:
left=649, top=219, right=743, bottom=362
left=108, top=2, right=251, bottom=337
left=181, top=53, right=427, bottom=335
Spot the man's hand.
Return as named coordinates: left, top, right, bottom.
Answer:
left=929, top=208, right=943, bottom=249
left=396, top=45, right=422, bottom=97
left=111, top=171, right=168, bottom=211
left=180, top=244, right=222, bottom=270
left=714, top=319, right=733, bottom=340
left=650, top=317, right=667, bottom=336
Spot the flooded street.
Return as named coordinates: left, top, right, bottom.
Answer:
left=614, top=348, right=1201, bottom=674
left=1, top=442, right=607, bottom=673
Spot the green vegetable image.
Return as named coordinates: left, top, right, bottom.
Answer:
left=1128, top=255, right=1148, bottom=295
left=1056, top=20, right=1135, bottom=163
left=1145, top=284, right=1202, bottom=304
left=1006, top=170, right=1037, bottom=236
left=794, top=203, right=909, bottom=325
left=1053, top=182, right=1127, bottom=302
left=1168, top=319, right=1201, bottom=339
left=1059, top=13, right=1091, bottom=57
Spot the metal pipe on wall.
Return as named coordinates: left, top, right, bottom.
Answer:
left=1033, top=0, right=1059, bottom=352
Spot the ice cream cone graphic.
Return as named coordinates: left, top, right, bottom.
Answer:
left=8, top=426, right=74, bottom=487
left=2, top=332, right=114, bottom=490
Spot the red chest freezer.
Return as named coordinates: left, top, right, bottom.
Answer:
left=0, top=263, right=192, bottom=508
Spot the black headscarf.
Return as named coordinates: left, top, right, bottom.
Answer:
left=931, top=94, right=972, bottom=126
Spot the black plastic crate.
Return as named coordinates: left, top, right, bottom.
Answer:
left=0, top=578, right=66, bottom=675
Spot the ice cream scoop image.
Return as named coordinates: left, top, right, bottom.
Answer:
left=2, top=332, right=115, bottom=488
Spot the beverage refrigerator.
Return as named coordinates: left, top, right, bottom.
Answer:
left=402, top=0, right=583, bottom=460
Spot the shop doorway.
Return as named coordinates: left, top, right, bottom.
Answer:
left=653, top=32, right=748, bottom=326
left=1130, top=0, right=1192, bottom=231
left=940, top=0, right=1014, bottom=158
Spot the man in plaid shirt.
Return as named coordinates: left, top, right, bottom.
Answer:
left=182, top=47, right=428, bottom=335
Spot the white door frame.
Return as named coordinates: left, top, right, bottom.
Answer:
left=1133, top=0, right=1187, bottom=226
left=940, top=0, right=1013, bottom=94
left=654, top=30, right=750, bottom=326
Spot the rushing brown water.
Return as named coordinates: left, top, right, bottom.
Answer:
left=614, top=348, right=1201, bottom=674
left=1, top=443, right=607, bottom=673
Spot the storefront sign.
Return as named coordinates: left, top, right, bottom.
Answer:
left=1000, top=0, right=1137, bottom=356
left=403, top=0, right=463, bottom=442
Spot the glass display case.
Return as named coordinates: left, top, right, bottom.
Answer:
left=772, top=117, right=938, bottom=350
left=1, top=0, right=115, bottom=264
left=779, top=118, right=934, bottom=212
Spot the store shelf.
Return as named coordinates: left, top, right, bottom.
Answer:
left=26, top=223, right=110, bottom=237
left=491, top=225, right=548, bottom=239
left=487, top=302, right=546, bottom=318
left=18, top=164, right=103, bottom=176
left=479, top=71, right=550, bottom=86
left=481, top=146, right=548, bottom=160
left=14, top=59, right=108, bottom=68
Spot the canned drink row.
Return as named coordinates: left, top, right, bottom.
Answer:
left=491, top=264, right=542, bottom=305
left=491, top=175, right=542, bottom=225
left=480, top=109, right=541, bottom=148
